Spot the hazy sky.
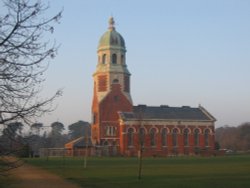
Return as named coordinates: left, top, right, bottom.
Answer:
left=31, top=0, right=250, bottom=128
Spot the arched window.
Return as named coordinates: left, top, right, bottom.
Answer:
left=102, top=54, right=106, bottom=64
left=103, top=140, right=109, bottom=146
left=113, top=79, right=119, bottom=83
left=194, top=129, right=200, bottom=146
left=204, top=129, right=210, bottom=147
left=105, top=126, right=117, bottom=136
left=139, top=128, right=145, bottom=147
left=161, top=128, right=167, bottom=146
left=150, top=128, right=156, bottom=146
left=183, top=129, right=189, bottom=146
left=121, top=55, right=124, bottom=64
left=172, top=128, right=178, bottom=147
left=127, top=128, right=134, bottom=147
left=112, top=53, right=117, bottom=64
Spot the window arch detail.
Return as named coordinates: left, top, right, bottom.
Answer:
left=183, top=128, right=189, bottom=146
left=150, top=128, right=157, bottom=146
left=127, top=128, right=134, bottom=147
left=113, top=79, right=119, bottom=83
left=121, top=55, right=124, bottom=64
left=204, top=129, right=210, bottom=147
left=172, top=128, right=178, bottom=147
left=139, top=128, right=146, bottom=147
left=112, top=53, right=117, bottom=64
left=105, top=126, right=117, bottom=136
left=161, top=128, right=167, bottom=146
left=102, top=54, right=106, bottom=64
left=194, top=128, right=200, bottom=146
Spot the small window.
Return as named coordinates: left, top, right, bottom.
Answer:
left=194, top=129, right=200, bottom=146
left=121, top=55, right=124, bottom=64
left=113, top=79, right=119, bottom=83
left=103, top=140, right=109, bottom=146
left=183, top=129, right=189, bottom=146
left=112, top=54, right=117, bottom=64
left=139, top=128, right=145, bottom=147
left=150, top=128, right=156, bottom=146
left=172, top=128, right=178, bottom=147
left=102, top=54, right=106, bottom=64
left=161, top=128, right=167, bottom=146
left=128, top=128, right=134, bottom=147
left=105, top=126, right=117, bottom=136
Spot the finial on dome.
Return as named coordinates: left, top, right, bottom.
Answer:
left=108, top=16, right=115, bottom=30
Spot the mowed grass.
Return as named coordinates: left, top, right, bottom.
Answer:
left=26, top=155, right=250, bottom=188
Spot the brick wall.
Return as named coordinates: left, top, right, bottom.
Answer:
left=120, top=124, right=215, bottom=157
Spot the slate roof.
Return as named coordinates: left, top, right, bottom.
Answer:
left=119, top=105, right=215, bottom=121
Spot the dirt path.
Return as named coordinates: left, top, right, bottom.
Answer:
left=10, top=163, right=81, bottom=188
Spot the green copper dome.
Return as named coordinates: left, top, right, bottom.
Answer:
left=98, top=17, right=126, bottom=51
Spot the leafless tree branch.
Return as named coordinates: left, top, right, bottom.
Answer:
left=0, top=0, right=63, bottom=175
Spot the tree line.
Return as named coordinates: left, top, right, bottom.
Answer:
left=215, top=122, right=250, bottom=151
left=0, top=120, right=90, bottom=158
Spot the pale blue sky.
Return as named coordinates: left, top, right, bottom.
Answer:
left=36, top=0, right=250, bottom=128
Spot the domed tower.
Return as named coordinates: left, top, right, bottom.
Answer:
left=91, top=17, right=133, bottom=147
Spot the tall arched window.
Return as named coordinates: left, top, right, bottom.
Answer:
left=121, top=55, right=124, bottom=64
left=112, top=53, right=117, bottom=64
left=127, top=128, right=134, bottom=147
left=150, top=128, right=156, bottom=146
left=204, top=129, right=210, bottom=147
left=102, top=54, right=106, bottom=64
left=139, top=128, right=145, bottom=147
left=183, top=128, right=189, bottom=146
left=161, top=128, right=167, bottom=146
left=105, top=126, right=116, bottom=136
left=172, top=128, right=178, bottom=147
left=194, top=129, right=200, bottom=146
left=103, top=140, right=109, bottom=146
left=113, top=79, right=119, bottom=83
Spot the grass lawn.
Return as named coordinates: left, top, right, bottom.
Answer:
left=26, top=155, right=250, bottom=188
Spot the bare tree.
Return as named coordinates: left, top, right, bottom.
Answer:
left=31, top=122, right=43, bottom=135
left=215, top=122, right=250, bottom=151
left=0, top=0, right=62, bottom=125
left=47, top=121, right=65, bottom=148
left=0, top=0, right=62, bottom=175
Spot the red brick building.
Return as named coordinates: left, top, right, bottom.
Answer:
left=91, top=17, right=216, bottom=157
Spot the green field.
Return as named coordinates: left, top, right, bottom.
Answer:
left=24, top=155, right=250, bottom=188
